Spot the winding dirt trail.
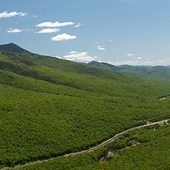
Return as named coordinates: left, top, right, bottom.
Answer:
left=64, top=119, right=169, bottom=156
left=1, top=119, right=169, bottom=170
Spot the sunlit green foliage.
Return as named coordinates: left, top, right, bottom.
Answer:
left=0, top=51, right=170, bottom=168
left=8, top=123, right=170, bottom=170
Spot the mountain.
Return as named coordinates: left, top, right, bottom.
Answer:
left=88, top=61, right=146, bottom=72
left=88, top=61, right=119, bottom=71
left=88, top=61, right=170, bottom=80
left=0, top=43, right=31, bottom=54
left=88, top=61, right=152, bottom=71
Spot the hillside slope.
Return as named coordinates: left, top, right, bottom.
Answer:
left=88, top=61, right=170, bottom=80
left=0, top=44, right=170, bottom=168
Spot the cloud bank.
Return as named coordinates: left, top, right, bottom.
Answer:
left=0, top=11, right=27, bottom=18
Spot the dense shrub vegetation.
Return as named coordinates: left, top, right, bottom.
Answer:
left=0, top=50, right=170, bottom=169
left=6, top=122, right=170, bottom=170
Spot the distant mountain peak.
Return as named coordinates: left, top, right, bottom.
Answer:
left=88, top=61, right=119, bottom=71
left=0, top=43, right=31, bottom=54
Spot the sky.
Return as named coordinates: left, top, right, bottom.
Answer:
left=1, top=0, right=170, bottom=65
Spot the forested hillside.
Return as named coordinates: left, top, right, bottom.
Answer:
left=0, top=44, right=170, bottom=169
left=88, top=61, right=170, bottom=80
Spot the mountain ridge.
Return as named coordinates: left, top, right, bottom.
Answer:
left=1, top=43, right=170, bottom=81
left=0, top=43, right=31, bottom=54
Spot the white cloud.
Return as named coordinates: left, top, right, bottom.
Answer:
left=112, top=57, right=170, bottom=66
left=7, top=28, right=33, bottom=33
left=37, top=28, right=60, bottom=34
left=36, top=21, right=74, bottom=28
left=24, top=29, right=33, bottom=32
left=113, top=60, right=139, bottom=65
left=62, top=51, right=99, bottom=63
left=74, top=23, right=82, bottom=28
left=69, top=51, right=77, bottom=54
left=54, top=56, right=62, bottom=59
left=32, top=15, right=38, bottom=18
left=125, top=53, right=135, bottom=57
left=97, top=45, right=106, bottom=51
left=0, top=11, right=27, bottom=18
left=20, top=13, right=27, bottom=17
left=7, top=28, right=22, bottom=33
left=51, top=33, right=77, bottom=41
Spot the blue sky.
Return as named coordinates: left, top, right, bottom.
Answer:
left=1, top=0, right=170, bottom=65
